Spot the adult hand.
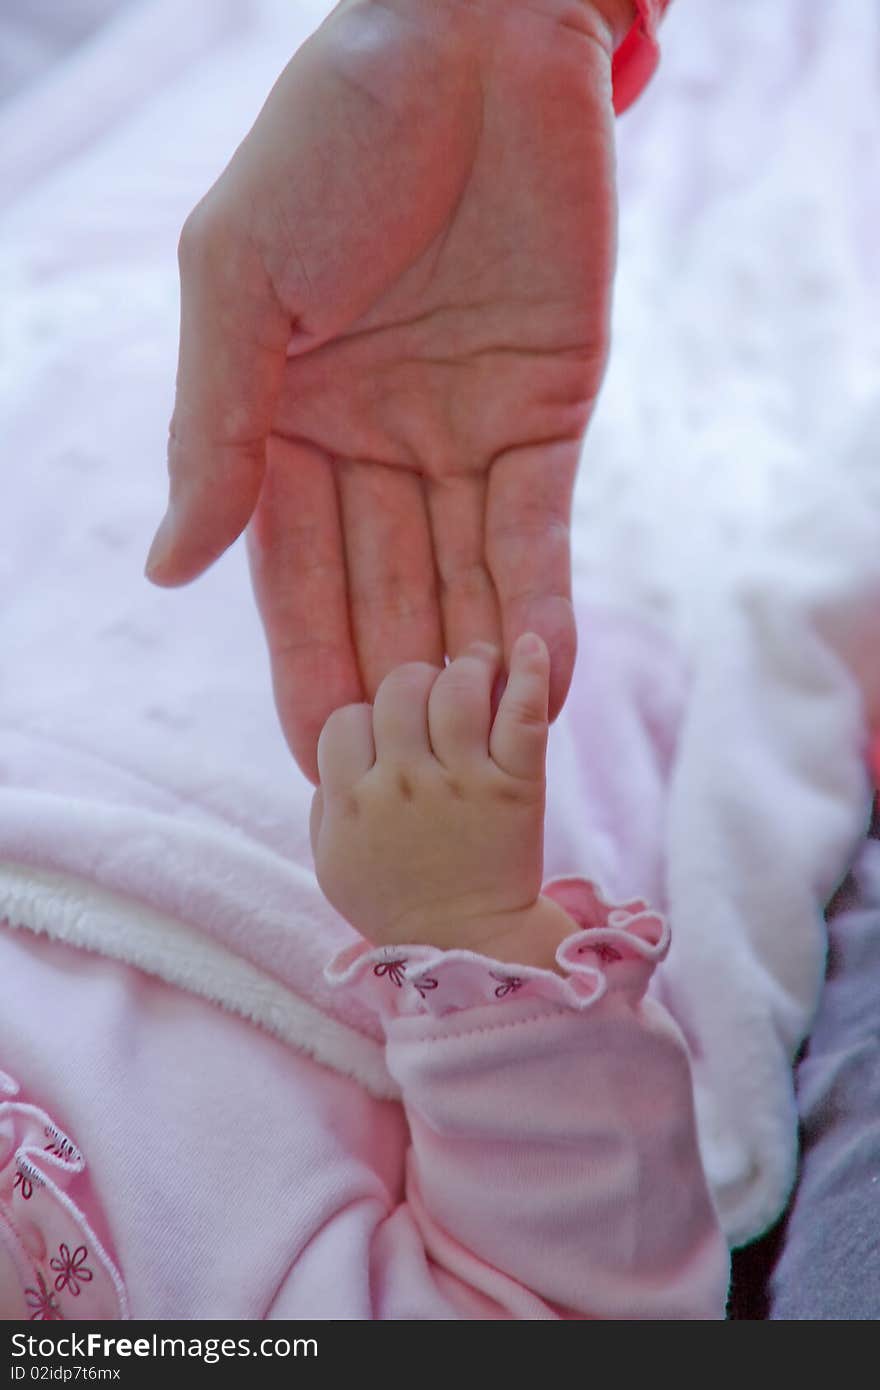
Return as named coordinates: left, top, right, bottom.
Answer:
left=146, top=0, right=635, bottom=784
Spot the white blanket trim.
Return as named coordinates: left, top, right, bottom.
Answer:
left=0, top=859, right=399, bottom=1102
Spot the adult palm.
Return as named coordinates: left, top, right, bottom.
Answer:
left=147, top=0, right=626, bottom=783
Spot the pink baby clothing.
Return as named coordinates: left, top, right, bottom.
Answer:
left=0, top=875, right=729, bottom=1321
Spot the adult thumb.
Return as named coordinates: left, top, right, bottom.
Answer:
left=145, top=196, right=291, bottom=585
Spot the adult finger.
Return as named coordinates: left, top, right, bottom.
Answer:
left=145, top=193, right=292, bottom=586
left=486, top=439, right=579, bottom=723
left=337, top=461, right=446, bottom=697
left=246, top=437, right=364, bottom=786
left=489, top=632, right=550, bottom=781
left=316, top=704, right=375, bottom=794
left=425, top=473, right=503, bottom=657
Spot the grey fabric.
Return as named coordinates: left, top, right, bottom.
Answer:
left=765, top=835, right=880, bottom=1319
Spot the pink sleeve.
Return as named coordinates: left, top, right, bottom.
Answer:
left=326, top=880, right=730, bottom=1320
left=612, top=0, right=672, bottom=115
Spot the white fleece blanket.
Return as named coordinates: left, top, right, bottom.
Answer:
left=2, top=0, right=879, bottom=1249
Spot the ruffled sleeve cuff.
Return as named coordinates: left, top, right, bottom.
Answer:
left=612, top=0, right=671, bottom=115
left=323, top=877, right=670, bottom=1023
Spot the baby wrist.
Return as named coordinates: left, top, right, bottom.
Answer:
left=411, top=897, right=577, bottom=977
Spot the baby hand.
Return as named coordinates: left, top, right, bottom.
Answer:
left=310, top=634, right=572, bottom=967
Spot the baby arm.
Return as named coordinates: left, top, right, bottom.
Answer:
left=312, top=634, right=729, bottom=1318
left=309, top=634, right=575, bottom=972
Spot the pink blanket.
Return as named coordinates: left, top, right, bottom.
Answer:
left=3, top=0, right=880, bottom=1319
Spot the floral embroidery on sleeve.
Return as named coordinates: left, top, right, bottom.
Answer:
left=50, top=1244, right=94, bottom=1297
left=490, top=972, right=524, bottom=1000
left=373, top=958, right=407, bottom=988
left=13, top=1166, right=33, bottom=1201
left=24, top=1272, right=63, bottom=1322
left=1, top=1069, right=127, bottom=1321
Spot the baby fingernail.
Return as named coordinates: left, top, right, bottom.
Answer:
left=516, top=633, right=544, bottom=658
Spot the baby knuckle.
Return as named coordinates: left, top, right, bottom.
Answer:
left=441, top=773, right=466, bottom=800
left=491, top=779, right=533, bottom=805
left=395, top=769, right=417, bottom=802
left=371, top=761, right=421, bottom=806
left=486, top=764, right=538, bottom=803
